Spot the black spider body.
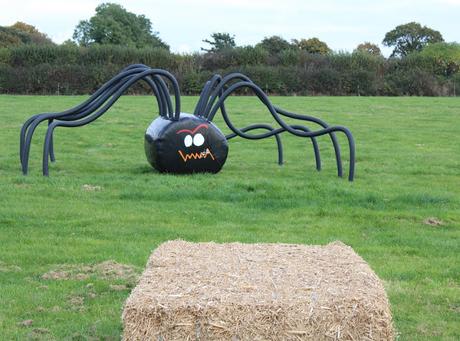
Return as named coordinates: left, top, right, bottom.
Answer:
left=20, top=64, right=355, bottom=181
left=144, top=113, right=228, bottom=174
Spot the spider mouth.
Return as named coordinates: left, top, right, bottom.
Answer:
left=178, top=148, right=215, bottom=162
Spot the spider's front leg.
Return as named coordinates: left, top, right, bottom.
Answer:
left=40, top=68, right=183, bottom=176
left=21, top=65, right=163, bottom=175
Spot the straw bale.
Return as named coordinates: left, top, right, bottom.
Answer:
left=122, top=240, right=394, bottom=340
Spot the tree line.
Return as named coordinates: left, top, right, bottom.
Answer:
left=0, top=3, right=458, bottom=96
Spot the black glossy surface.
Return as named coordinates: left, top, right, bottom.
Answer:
left=145, top=113, right=228, bottom=174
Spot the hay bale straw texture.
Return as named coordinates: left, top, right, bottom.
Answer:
left=122, top=241, right=394, bottom=340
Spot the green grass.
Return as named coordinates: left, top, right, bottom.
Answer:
left=0, top=95, right=459, bottom=340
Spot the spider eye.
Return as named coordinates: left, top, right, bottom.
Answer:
left=184, top=135, right=193, bottom=147
left=193, top=133, right=204, bottom=146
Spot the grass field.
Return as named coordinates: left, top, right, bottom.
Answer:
left=0, top=95, right=459, bottom=340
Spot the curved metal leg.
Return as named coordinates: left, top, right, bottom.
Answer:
left=291, top=125, right=321, bottom=171
left=200, top=71, right=342, bottom=177
left=20, top=115, right=38, bottom=169
left=208, top=80, right=355, bottom=181
left=226, top=124, right=284, bottom=165
left=21, top=68, right=148, bottom=173
left=48, top=119, right=55, bottom=162
left=194, top=75, right=222, bottom=117
left=43, top=122, right=57, bottom=176
left=21, top=67, right=181, bottom=175
left=275, top=107, right=342, bottom=177
left=43, top=75, right=164, bottom=167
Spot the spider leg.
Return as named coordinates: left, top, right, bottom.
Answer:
left=45, top=74, right=165, bottom=164
left=251, top=96, right=323, bottom=172
left=194, top=74, right=222, bottom=117
left=153, top=75, right=173, bottom=118
left=226, top=123, right=284, bottom=165
left=194, top=80, right=212, bottom=116
left=275, top=107, right=343, bottom=177
left=203, top=73, right=253, bottom=120
left=290, top=125, right=321, bottom=171
left=209, top=81, right=355, bottom=181
left=208, top=74, right=322, bottom=171
left=121, top=65, right=178, bottom=120
left=118, top=64, right=168, bottom=118
left=23, top=67, right=180, bottom=175
left=20, top=114, right=40, bottom=168
left=48, top=72, right=166, bottom=162
left=142, top=76, right=164, bottom=117
left=48, top=119, right=55, bottom=162
left=22, top=69, right=144, bottom=174
left=20, top=66, right=150, bottom=172
left=41, top=68, right=181, bottom=176
left=43, top=121, right=57, bottom=176
left=202, top=73, right=335, bottom=175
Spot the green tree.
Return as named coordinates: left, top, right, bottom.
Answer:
left=383, top=22, right=443, bottom=57
left=256, top=35, right=292, bottom=55
left=0, top=22, right=54, bottom=47
left=72, top=3, right=168, bottom=50
left=354, top=42, right=382, bottom=56
left=292, top=38, right=330, bottom=55
left=201, top=32, right=236, bottom=53
left=419, top=42, right=460, bottom=76
left=0, top=27, right=23, bottom=47
left=11, top=22, right=54, bottom=45
left=61, top=39, right=78, bottom=47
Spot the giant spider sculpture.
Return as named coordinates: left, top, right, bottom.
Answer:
left=20, top=64, right=355, bottom=180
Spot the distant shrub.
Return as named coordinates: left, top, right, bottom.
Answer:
left=0, top=44, right=457, bottom=96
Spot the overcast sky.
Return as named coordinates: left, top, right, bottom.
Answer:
left=0, top=0, right=458, bottom=56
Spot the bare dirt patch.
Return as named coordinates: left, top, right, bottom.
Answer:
left=423, top=217, right=443, bottom=226
left=41, top=260, right=139, bottom=284
left=51, top=306, right=61, bottom=313
left=14, top=183, right=31, bottom=189
left=110, top=284, right=128, bottom=291
left=18, top=319, right=33, bottom=327
left=94, top=260, right=139, bottom=283
left=82, top=184, right=102, bottom=191
left=0, top=261, right=22, bottom=272
left=31, top=328, right=50, bottom=334
left=41, top=271, right=69, bottom=280
left=27, top=328, right=52, bottom=340
left=68, top=295, right=85, bottom=311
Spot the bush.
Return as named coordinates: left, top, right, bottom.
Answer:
left=0, top=44, right=458, bottom=96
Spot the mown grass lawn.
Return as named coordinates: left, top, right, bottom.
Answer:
left=0, top=95, right=459, bottom=340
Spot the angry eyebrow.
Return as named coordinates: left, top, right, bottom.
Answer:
left=176, top=123, right=209, bottom=135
